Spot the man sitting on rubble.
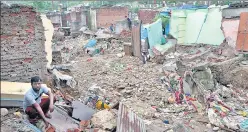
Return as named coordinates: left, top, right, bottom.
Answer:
left=23, top=76, right=56, bottom=128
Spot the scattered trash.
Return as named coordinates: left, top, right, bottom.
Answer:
left=95, top=100, right=110, bottom=110
left=84, top=39, right=97, bottom=48
left=239, top=111, right=248, bottom=117
left=14, top=112, right=22, bottom=118
left=163, top=120, right=169, bottom=124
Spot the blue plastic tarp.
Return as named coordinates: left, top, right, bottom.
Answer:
left=165, top=23, right=170, bottom=35
left=84, top=39, right=97, bottom=48
left=168, top=5, right=208, bottom=10
left=146, top=19, right=163, bottom=50
left=141, top=26, right=148, bottom=40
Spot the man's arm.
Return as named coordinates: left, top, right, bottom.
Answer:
left=47, top=90, right=54, bottom=112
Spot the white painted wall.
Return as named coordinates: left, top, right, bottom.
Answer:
left=41, top=14, right=54, bottom=69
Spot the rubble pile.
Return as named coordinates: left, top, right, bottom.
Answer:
left=2, top=33, right=247, bottom=131
left=1, top=109, right=34, bottom=132
left=1, top=4, right=248, bottom=131
left=119, top=30, right=131, bottom=38
left=118, top=30, right=132, bottom=42
left=52, top=33, right=127, bottom=64
left=52, top=35, right=88, bottom=63
left=71, top=55, right=165, bottom=107
left=68, top=42, right=248, bottom=131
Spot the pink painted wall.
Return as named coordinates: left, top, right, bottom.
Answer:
left=222, top=19, right=239, bottom=48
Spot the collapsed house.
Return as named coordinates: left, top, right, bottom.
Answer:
left=1, top=2, right=248, bottom=132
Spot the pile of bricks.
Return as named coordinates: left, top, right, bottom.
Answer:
left=1, top=3, right=48, bottom=82
left=119, top=30, right=131, bottom=38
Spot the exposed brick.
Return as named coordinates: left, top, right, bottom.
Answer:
left=1, top=3, right=47, bottom=82
left=138, top=9, right=159, bottom=24
left=96, top=7, right=128, bottom=28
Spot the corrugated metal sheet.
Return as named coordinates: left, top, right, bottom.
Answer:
left=132, top=21, right=142, bottom=59
left=236, top=12, right=248, bottom=52
left=117, top=103, right=146, bottom=132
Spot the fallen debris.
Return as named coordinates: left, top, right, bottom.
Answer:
left=45, top=106, right=79, bottom=132
left=52, top=69, right=77, bottom=89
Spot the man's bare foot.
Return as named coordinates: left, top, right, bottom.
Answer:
left=45, top=113, right=52, bottom=119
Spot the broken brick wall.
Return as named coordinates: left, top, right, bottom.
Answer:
left=46, top=13, right=61, bottom=28
left=138, top=9, right=159, bottom=24
left=96, top=7, right=128, bottom=28
left=1, top=3, right=48, bottom=82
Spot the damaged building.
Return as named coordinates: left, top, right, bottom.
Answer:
left=1, top=1, right=248, bottom=132
left=1, top=3, right=48, bottom=82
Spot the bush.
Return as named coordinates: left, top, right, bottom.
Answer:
left=154, top=14, right=170, bottom=29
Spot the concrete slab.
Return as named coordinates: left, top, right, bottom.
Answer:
left=46, top=106, right=79, bottom=132
left=72, top=101, right=96, bottom=121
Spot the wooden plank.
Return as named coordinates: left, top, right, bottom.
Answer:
left=131, top=21, right=142, bottom=59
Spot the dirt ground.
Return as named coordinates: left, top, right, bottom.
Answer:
left=1, top=108, right=34, bottom=132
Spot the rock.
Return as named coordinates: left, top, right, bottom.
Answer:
left=209, top=56, right=247, bottom=89
left=193, top=66, right=216, bottom=91
left=163, top=61, right=177, bottom=72
left=1, top=108, right=8, bottom=116
left=124, top=90, right=132, bottom=94
left=52, top=69, right=77, bottom=88
left=206, top=123, right=211, bottom=129
left=91, top=109, right=117, bottom=130
left=117, top=53, right=125, bottom=58
left=241, top=60, right=248, bottom=65
left=213, top=127, right=219, bottom=131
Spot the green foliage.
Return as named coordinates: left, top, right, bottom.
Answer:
left=154, top=14, right=170, bottom=29
left=33, top=1, right=53, bottom=12
left=131, top=7, right=139, bottom=13
left=167, top=0, right=177, bottom=4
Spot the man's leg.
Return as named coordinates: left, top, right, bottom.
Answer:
left=25, top=107, right=40, bottom=124
left=39, top=98, right=50, bottom=116
left=25, top=107, right=39, bottom=119
left=39, top=97, right=56, bottom=118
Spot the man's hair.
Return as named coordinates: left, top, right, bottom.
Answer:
left=31, top=76, right=42, bottom=84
